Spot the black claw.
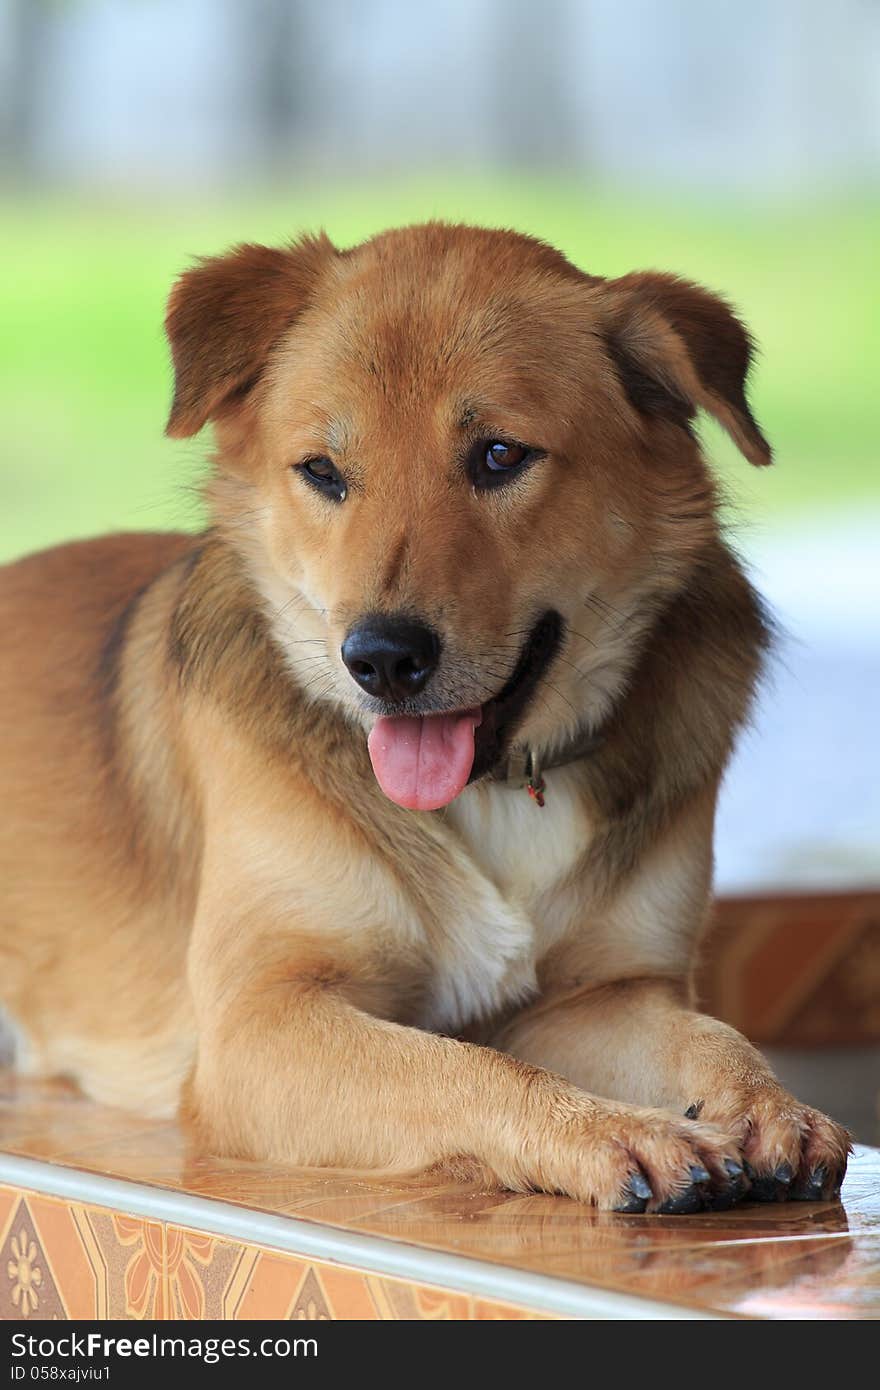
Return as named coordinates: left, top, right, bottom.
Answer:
left=744, top=1160, right=794, bottom=1203
left=792, top=1164, right=827, bottom=1202
left=613, top=1192, right=649, bottom=1214
left=791, top=1181, right=823, bottom=1202
left=613, top=1171, right=653, bottom=1212
left=707, top=1161, right=749, bottom=1210
left=629, top=1172, right=654, bottom=1201
left=656, top=1186, right=704, bottom=1215
left=689, top=1164, right=711, bottom=1185
left=684, top=1102, right=704, bottom=1120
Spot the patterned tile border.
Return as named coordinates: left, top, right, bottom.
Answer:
left=0, top=1184, right=557, bottom=1321
left=703, top=891, right=880, bottom=1044
left=0, top=1156, right=717, bottom=1321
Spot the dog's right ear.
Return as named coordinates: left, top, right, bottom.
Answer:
left=164, top=234, right=337, bottom=438
left=597, top=272, right=772, bottom=467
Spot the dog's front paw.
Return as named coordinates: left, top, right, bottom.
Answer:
left=527, top=1098, right=746, bottom=1215
left=691, top=1088, right=851, bottom=1203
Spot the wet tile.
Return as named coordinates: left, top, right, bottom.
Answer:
left=279, top=1177, right=485, bottom=1225
left=533, top=1232, right=857, bottom=1312
left=725, top=1236, right=880, bottom=1320
left=0, top=1075, right=80, bottom=1107
left=0, top=1088, right=161, bottom=1161
left=349, top=1185, right=811, bottom=1262
left=53, top=1122, right=487, bottom=1226
left=2, top=1070, right=879, bottom=1319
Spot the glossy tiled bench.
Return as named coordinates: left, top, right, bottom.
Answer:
left=2, top=1073, right=879, bottom=1320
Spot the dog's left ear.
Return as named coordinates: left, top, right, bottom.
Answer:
left=599, top=272, right=771, bottom=466
left=165, top=234, right=337, bottom=438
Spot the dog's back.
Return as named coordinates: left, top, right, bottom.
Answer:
left=0, top=532, right=197, bottom=1111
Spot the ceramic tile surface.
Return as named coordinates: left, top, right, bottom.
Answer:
left=2, top=1069, right=879, bottom=1319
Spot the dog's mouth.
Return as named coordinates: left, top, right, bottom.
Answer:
left=366, top=611, right=563, bottom=811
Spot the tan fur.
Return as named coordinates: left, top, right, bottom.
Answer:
left=0, top=223, right=849, bottom=1209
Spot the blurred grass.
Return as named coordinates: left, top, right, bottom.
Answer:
left=1, top=176, right=878, bottom=562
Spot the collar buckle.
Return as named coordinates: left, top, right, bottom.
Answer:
left=505, top=747, right=546, bottom=807
left=504, top=747, right=531, bottom=789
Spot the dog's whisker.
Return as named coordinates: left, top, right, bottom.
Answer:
left=542, top=682, right=579, bottom=720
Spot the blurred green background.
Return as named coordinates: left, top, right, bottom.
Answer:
left=1, top=0, right=878, bottom=562
left=2, top=181, right=878, bottom=563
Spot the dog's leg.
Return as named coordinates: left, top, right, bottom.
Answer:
left=184, top=919, right=747, bottom=1212
left=495, top=978, right=851, bottom=1207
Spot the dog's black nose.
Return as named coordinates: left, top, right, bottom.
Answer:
left=341, top=616, right=440, bottom=702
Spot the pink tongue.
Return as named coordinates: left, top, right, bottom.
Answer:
left=367, top=710, right=481, bottom=811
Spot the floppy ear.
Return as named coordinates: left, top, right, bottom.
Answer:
left=164, top=233, right=337, bottom=438
left=599, top=272, right=771, bottom=466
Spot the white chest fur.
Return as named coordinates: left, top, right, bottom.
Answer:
left=443, top=763, right=593, bottom=903
left=418, top=765, right=593, bottom=1033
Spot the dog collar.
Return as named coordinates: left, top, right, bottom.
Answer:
left=501, top=726, right=604, bottom=808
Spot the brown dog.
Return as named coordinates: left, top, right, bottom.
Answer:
left=0, top=224, right=850, bottom=1212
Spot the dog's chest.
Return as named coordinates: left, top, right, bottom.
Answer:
left=419, top=767, right=592, bottom=1032
left=445, top=766, right=591, bottom=899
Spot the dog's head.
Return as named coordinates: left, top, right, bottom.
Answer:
left=165, top=223, right=770, bottom=810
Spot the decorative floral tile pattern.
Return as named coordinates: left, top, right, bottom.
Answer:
left=4, top=1215, right=57, bottom=1318
left=2, top=1192, right=90, bottom=1319
left=0, top=1188, right=551, bottom=1321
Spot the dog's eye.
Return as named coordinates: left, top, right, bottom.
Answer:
left=486, top=441, right=527, bottom=471
left=468, top=438, right=538, bottom=490
left=296, top=457, right=347, bottom=502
